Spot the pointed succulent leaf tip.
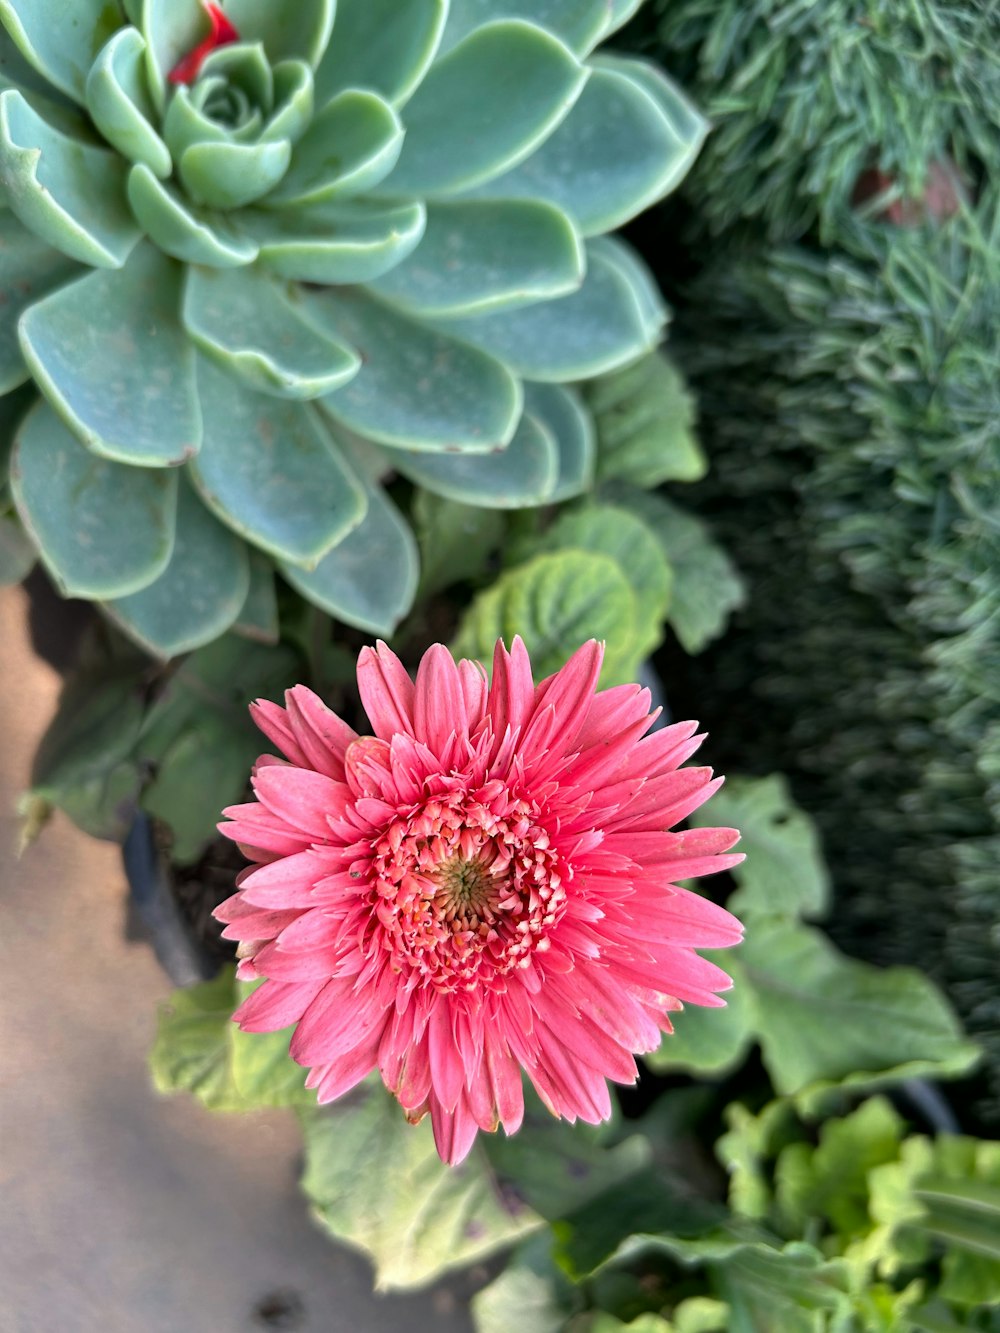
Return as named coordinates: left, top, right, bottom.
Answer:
left=215, top=639, right=743, bottom=1165
left=168, top=3, right=239, bottom=85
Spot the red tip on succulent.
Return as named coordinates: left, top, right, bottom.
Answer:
left=168, top=3, right=240, bottom=85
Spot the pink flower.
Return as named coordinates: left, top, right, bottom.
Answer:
left=215, top=639, right=743, bottom=1165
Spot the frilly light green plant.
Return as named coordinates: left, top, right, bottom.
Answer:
left=0, top=0, right=706, bottom=656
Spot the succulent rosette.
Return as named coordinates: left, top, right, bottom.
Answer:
left=0, top=0, right=706, bottom=656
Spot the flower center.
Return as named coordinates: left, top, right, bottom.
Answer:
left=364, top=782, right=567, bottom=995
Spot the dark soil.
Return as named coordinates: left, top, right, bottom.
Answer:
left=167, top=832, right=244, bottom=975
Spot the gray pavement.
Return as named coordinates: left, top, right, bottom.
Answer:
left=0, top=586, right=477, bottom=1333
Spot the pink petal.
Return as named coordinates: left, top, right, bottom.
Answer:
left=285, top=685, right=358, bottom=778
left=357, top=642, right=415, bottom=738
left=414, top=643, right=467, bottom=755
left=527, top=639, right=604, bottom=757
left=427, top=1001, right=465, bottom=1113
left=312, top=1029, right=382, bottom=1103
left=219, top=804, right=312, bottom=856
left=574, top=682, right=653, bottom=751
left=252, top=766, right=348, bottom=841
left=249, top=699, right=309, bottom=766
left=486, top=636, right=535, bottom=746
left=233, top=979, right=325, bottom=1032
left=430, top=1089, right=480, bottom=1166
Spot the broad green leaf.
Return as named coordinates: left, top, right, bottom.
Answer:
left=217, top=0, right=335, bottom=67
left=245, top=198, right=426, bottom=285
left=0, top=510, right=34, bottom=582
left=85, top=26, right=171, bottom=177
left=587, top=352, right=706, bottom=488
left=372, top=199, right=584, bottom=318
left=183, top=265, right=360, bottom=401
left=521, top=502, right=673, bottom=665
left=313, top=0, right=447, bottom=107
left=11, top=400, right=176, bottom=598
left=437, top=238, right=665, bottom=382
left=439, top=1, right=610, bottom=56
left=0, top=89, right=140, bottom=267
left=127, top=163, right=259, bottom=267
left=178, top=137, right=292, bottom=211
left=377, top=21, right=586, bottom=197
left=30, top=655, right=146, bottom=842
left=579, top=1317, right=673, bottom=1333
left=191, top=356, right=367, bottom=565
left=20, top=243, right=201, bottom=466
left=280, top=483, right=418, bottom=637
left=644, top=963, right=754, bottom=1078
left=104, top=481, right=250, bottom=658
left=613, top=489, right=745, bottom=654
left=232, top=551, right=279, bottom=644
left=529, top=382, right=595, bottom=503
left=312, top=288, right=520, bottom=452
left=715, top=1101, right=805, bottom=1223
left=299, top=1090, right=542, bottom=1290
left=469, top=62, right=707, bottom=236
left=0, top=212, right=78, bottom=394
left=268, top=90, right=403, bottom=207
left=0, top=0, right=123, bottom=103
left=452, top=549, right=638, bottom=683
left=739, top=918, right=981, bottom=1105
left=412, top=489, right=506, bottom=598
left=690, top=775, right=831, bottom=921
left=472, top=1259, right=576, bottom=1333
left=382, top=408, right=559, bottom=508
left=713, top=1240, right=853, bottom=1333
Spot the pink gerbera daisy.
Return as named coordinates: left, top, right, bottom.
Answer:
left=215, top=638, right=743, bottom=1165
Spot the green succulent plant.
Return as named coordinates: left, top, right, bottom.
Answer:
left=0, top=0, right=705, bottom=656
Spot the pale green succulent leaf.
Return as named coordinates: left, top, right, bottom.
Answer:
left=261, top=59, right=314, bottom=145
left=469, top=62, right=707, bottom=236
left=526, top=382, right=595, bottom=503
left=377, top=21, right=586, bottom=198
left=266, top=90, right=403, bottom=208
left=140, top=0, right=204, bottom=113
left=178, top=136, right=291, bottom=210
left=313, top=0, right=447, bottom=108
left=452, top=549, right=637, bottom=684
left=0, top=23, right=76, bottom=107
left=222, top=0, right=336, bottom=69
left=0, top=212, right=79, bottom=394
left=0, top=90, right=140, bottom=267
left=162, top=84, right=231, bottom=159
left=86, top=27, right=171, bottom=178
left=11, top=400, right=177, bottom=598
left=245, top=198, right=425, bottom=284
left=0, top=0, right=123, bottom=104
left=311, top=289, right=521, bottom=453
left=280, top=483, right=418, bottom=637
left=103, top=480, right=250, bottom=659
left=438, top=1, right=610, bottom=57
left=191, top=356, right=368, bottom=566
left=384, top=408, right=559, bottom=509
left=183, top=264, right=360, bottom=400
left=233, top=550, right=279, bottom=644
left=437, top=238, right=664, bottom=382
left=371, top=199, right=584, bottom=318
left=19, top=244, right=201, bottom=466
left=199, top=41, right=274, bottom=114
left=127, top=163, right=259, bottom=266
left=594, top=0, right=645, bottom=46
left=0, top=511, right=35, bottom=582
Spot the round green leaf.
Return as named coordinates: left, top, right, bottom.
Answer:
left=0, top=211, right=79, bottom=394
left=0, top=0, right=123, bottom=104
left=0, top=89, right=140, bottom=267
left=314, top=0, right=447, bottom=107
left=438, top=1, right=610, bottom=57
left=267, top=90, right=403, bottom=207
left=178, top=137, right=292, bottom=210
left=86, top=26, right=171, bottom=178
left=280, top=484, right=418, bottom=636
left=221, top=0, right=336, bottom=68
left=261, top=59, right=314, bottom=145
left=103, top=480, right=250, bottom=658
left=19, top=243, right=202, bottom=466
left=244, top=198, right=425, bottom=284
left=182, top=264, right=360, bottom=400
left=310, top=288, right=521, bottom=453
left=452, top=549, right=637, bottom=682
left=469, top=61, right=708, bottom=236
left=525, top=382, right=594, bottom=502
left=376, top=20, right=586, bottom=197
left=371, top=198, right=584, bottom=317
left=191, top=355, right=368, bottom=566
left=436, top=237, right=665, bottom=381
left=383, top=408, right=559, bottom=509
left=11, top=399, right=177, bottom=598
left=127, top=163, right=259, bottom=267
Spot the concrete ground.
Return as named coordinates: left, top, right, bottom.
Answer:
left=0, top=585, right=476, bottom=1333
